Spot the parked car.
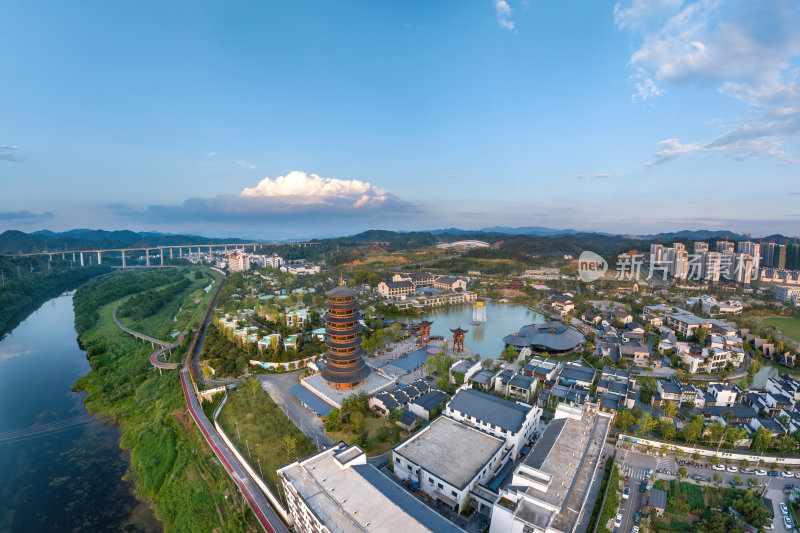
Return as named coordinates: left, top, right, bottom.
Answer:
left=631, top=527, right=639, bottom=533
left=786, top=484, right=795, bottom=491
left=782, top=471, right=793, bottom=478
left=780, top=502, right=788, bottom=516
left=741, top=468, right=753, bottom=474
left=784, top=515, right=792, bottom=530
left=692, top=474, right=704, bottom=481
left=770, top=471, right=780, bottom=477
left=623, top=487, right=630, bottom=500
left=713, top=464, right=725, bottom=471
left=634, top=513, right=640, bottom=523
left=614, top=513, right=622, bottom=528
left=640, top=481, right=647, bottom=492
left=647, top=469, right=653, bottom=477
left=727, top=466, right=738, bottom=473
left=755, top=469, right=768, bottom=476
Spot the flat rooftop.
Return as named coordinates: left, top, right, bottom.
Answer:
left=393, top=416, right=505, bottom=490
left=280, top=444, right=463, bottom=533
left=512, top=406, right=612, bottom=533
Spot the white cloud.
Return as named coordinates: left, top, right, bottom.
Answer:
left=575, top=173, right=612, bottom=179
left=615, top=0, right=800, bottom=163
left=205, top=151, right=217, bottom=157
left=241, top=170, right=390, bottom=208
left=236, top=160, right=256, bottom=169
left=0, top=145, right=20, bottom=162
left=494, top=0, right=514, bottom=30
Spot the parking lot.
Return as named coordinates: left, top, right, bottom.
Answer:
left=615, top=447, right=796, bottom=531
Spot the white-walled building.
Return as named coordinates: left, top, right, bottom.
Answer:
left=279, top=442, right=466, bottom=533
left=227, top=249, right=250, bottom=272
left=392, top=416, right=508, bottom=514
left=490, top=404, right=612, bottom=533
left=445, top=388, right=541, bottom=457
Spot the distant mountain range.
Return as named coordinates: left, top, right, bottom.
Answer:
left=428, top=226, right=790, bottom=242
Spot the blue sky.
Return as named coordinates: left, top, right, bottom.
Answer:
left=2, top=0, right=799, bottom=239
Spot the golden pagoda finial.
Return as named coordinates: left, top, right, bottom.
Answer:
left=339, top=273, right=344, bottom=285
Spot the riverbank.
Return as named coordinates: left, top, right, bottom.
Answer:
left=71, top=269, right=258, bottom=532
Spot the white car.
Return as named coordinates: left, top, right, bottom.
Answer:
left=614, top=513, right=622, bottom=528
left=631, top=527, right=640, bottom=533
left=755, top=469, right=768, bottom=476
left=780, top=502, right=789, bottom=516
left=623, top=487, right=630, bottom=500
left=713, top=464, right=725, bottom=471
left=784, top=515, right=792, bottom=530
left=727, top=466, right=738, bottom=473
left=782, top=471, right=794, bottom=478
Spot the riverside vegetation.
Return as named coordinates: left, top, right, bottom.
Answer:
left=71, top=269, right=258, bottom=532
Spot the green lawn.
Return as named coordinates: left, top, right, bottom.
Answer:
left=74, top=272, right=255, bottom=533
left=217, top=378, right=317, bottom=497
left=325, top=415, right=412, bottom=456
left=763, top=316, right=800, bottom=344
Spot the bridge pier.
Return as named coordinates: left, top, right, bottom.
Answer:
left=97, top=251, right=102, bottom=264
left=145, top=249, right=150, bottom=267
left=160, top=249, right=164, bottom=266
left=179, top=247, right=183, bottom=258
left=79, top=252, right=84, bottom=266
left=170, top=247, right=173, bottom=259
left=224, top=245, right=228, bottom=254
left=72, top=252, right=76, bottom=261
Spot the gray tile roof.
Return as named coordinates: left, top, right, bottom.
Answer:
left=448, top=389, right=532, bottom=433
left=352, top=464, right=466, bottom=533
left=649, top=488, right=667, bottom=510
left=413, top=390, right=448, bottom=412
left=523, top=418, right=567, bottom=469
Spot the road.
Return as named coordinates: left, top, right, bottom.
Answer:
left=257, top=371, right=333, bottom=450
left=179, top=370, right=288, bottom=533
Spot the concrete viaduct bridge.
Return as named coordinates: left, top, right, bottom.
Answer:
left=6, top=241, right=319, bottom=268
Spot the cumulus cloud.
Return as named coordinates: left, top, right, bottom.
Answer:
left=0, top=145, right=20, bottom=162
left=615, top=0, right=800, bottom=164
left=205, top=152, right=217, bottom=157
left=236, top=160, right=256, bottom=169
left=0, top=210, right=54, bottom=221
left=110, top=171, right=419, bottom=231
left=494, top=0, right=514, bottom=30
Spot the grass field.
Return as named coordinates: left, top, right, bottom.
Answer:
left=325, top=415, right=411, bottom=456
left=74, top=271, right=255, bottom=532
left=763, top=316, right=800, bottom=344
left=217, top=378, right=317, bottom=497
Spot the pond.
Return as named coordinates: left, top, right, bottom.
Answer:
left=388, top=302, right=547, bottom=359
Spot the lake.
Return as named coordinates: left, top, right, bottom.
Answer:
left=389, top=302, right=547, bottom=359
left=0, top=294, right=160, bottom=532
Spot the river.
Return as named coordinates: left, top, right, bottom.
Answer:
left=389, top=302, right=547, bottom=358
left=0, top=294, right=160, bottom=532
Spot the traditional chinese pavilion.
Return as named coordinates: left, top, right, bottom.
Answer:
left=417, top=320, right=433, bottom=345
left=319, top=283, right=370, bottom=389
left=450, top=326, right=468, bottom=353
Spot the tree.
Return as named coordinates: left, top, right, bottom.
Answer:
left=615, top=409, right=638, bottom=432
left=282, top=434, right=297, bottom=459
left=752, top=426, right=772, bottom=453
left=692, top=452, right=701, bottom=461
left=636, top=413, right=657, bottom=437
left=776, top=434, right=799, bottom=455
left=324, top=408, right=342, bottom=432
left=710, top=455, right=720, bottom=466
left=663, top=402, right=678, bottom=420
left=662, top=422, right=677, bottom=441
left=740, top=459, right=750, bottom=469
left=678, top=466, right=688, bottom=477
left=351, top=409, right=365, bottom=434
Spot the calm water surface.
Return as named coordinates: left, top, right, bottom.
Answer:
left=0, top=294, right=160, bottom=533
left=389, top=302, right=546, bottom=358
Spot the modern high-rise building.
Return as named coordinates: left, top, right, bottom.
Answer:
left=787, top=243, right=800, bottom=271
left=733, top=253, right=754, bottom=284
left=738, top=241, right=761, bottom=279
left=776, top=244, right=788, bottom=270
left=649, top=244, right=663, bottom=263
left=694, top=242, right=709, bottom=253
left=715, top=240, right=734, bottom=254
left=704, top=251, right=721, bottom=283
left=227, top=249, right=250, bottom=271
left=320, top=283, right=371, bottom=389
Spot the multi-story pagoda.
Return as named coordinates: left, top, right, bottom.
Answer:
left=450, top=326, right=468, bottom=353
left=320, top=283, right=371, bottom=389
